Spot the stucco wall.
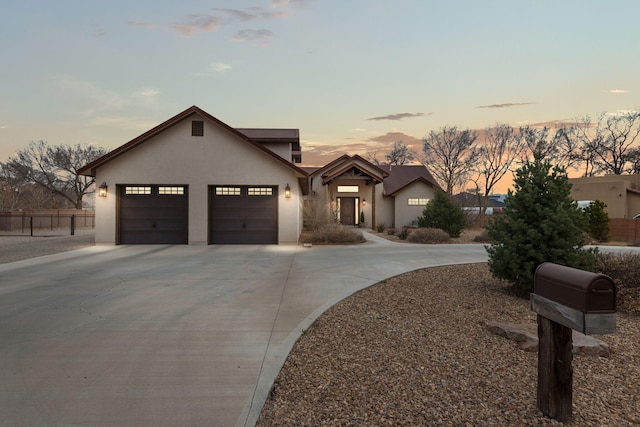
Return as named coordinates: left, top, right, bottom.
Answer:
left=375, top=184, right=394, bottom=228
left=570, top=175, right=640, bottom=218
left=394, top=182, right=437, bottom=227
left=94, top=114, right=302, bottom=244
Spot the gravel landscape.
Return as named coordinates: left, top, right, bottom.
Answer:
left=257, top=263, right=640, bottom=426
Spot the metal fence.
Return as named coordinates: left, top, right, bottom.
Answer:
left=0, top=211, right=95, bottom=236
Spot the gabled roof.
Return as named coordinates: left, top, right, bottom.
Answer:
left=380, top=165, right=441, bottom=196
left=78, top=106, right=308, bottom=177
left=236, top=128, right=301, bottom=163
left=309, top=154, right=389, bottom=184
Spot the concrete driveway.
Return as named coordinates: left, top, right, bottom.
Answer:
left=0, top=232, right=488, bottom=426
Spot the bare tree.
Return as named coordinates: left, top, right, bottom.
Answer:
left=628, top=146, right=640, bottom=174
left=385, top=141, right=416, bottom=165
left=597, top=111, right=640, bottom=174
left=5, top=140, right=108, bottom=209
left=559, top=119, right=601, bottom=177
left=519, top=124, right=581, bottom=172
left=570, top=112, right=640, bottom=175
left=363, top=150, right=384, bottom=166
left=472, top=123, right=525, bottom=212
left=421, top=126, right=478, bottom=195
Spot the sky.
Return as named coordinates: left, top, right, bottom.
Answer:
left=1, top=0, right=639, bottom=192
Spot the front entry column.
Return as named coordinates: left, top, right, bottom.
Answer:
left=370, top=184, right=376, bottom=230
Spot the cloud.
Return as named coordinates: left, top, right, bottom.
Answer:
left=368, top=132, right=422, bottom=146
left=57, top=76, right=127, bottom=110
left=606, top=109, right=639, bottom=117
left=171, top=14, right=222, bottom=37
left=128, top=21, right=156, bottom=29
left=0, top=125, right=8, bottom=129
left=232, top=29, right=275, bottom=45
left=606, top=89, right=628, bottom=94
left=523, top=119, right=576, bottom=129
left=135, top=88, right=160, bottom=97
left=211, top=63, right=232, bottom=72
left=214, top=7, right=289, bottom=21
left=89, top=116, right=159, bottom=131
left=476, top=102, right=536, bottom=109
left=193, top=63, right=233, bottom=77
left=367, top=112, right=428, bottom=121
left=132, top=2, right=306, bottom=39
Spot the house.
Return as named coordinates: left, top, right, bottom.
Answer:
left=570, top=175, right=640, bottom=219
left=79, top=106, right=440, bottom=245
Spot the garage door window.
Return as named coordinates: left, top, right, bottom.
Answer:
left=216, top=187, right=241, bottom=196
left=248, top=187, right=273, bottom=196
left=125, top=186, right=152, bottom=195
left=159, top=186, right=185, bottom=195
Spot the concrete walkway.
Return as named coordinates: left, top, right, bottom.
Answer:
left=0, top=233, right=488, bottom=426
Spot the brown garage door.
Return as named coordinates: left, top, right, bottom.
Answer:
left=210, top=185, right=278, bottom=244
left=118, top=185, right=188, bottom=244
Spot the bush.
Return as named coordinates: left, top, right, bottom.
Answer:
left=309, top=224, right=366, bottom=244
left=417, top=191, right=466, bottom=237
left=473, top=230, right=492, bottom=243
left=486, top=152, right=597, bottom=296
left=376, top=223, right=385, bottom=233
left=387, top=228, right=397, bottom=236
left=596, top=252, right=640, bottom=289
left=398, top=227, right=410, bottom=240
left=407, top=228, right=450, bottom=243
left=583, top=200, right=610, bottom=242
left=596, top=252, right=640, bottom=314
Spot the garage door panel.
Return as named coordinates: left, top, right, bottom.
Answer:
left=210, top=186, right=277, bottom=244
left=119, top=185, right=188, bottom=244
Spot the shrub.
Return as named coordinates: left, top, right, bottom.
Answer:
left=417, top=191, right=466, bottom=237
left=376, top=223, right=385, bottom=233
left=310, top=224, right=366, bottom=244
left=596, top=252, right=640, bottom=315
left=387, top=228, right=397, bottom=236
left=596, top=252, right=640, bottom=289
left=397, top=227, right=410, bottom=240
left=407, top=227, right=450, bottom=243
left=473, top=230, right=492, bottom=243
left=583, top=200, right=610, bottom=242
left=486, top=152, right=597, bottom=296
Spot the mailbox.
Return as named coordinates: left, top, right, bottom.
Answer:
left=534, top=262, right=616, bottom=313
left=531, top=262, right=616, bottom=335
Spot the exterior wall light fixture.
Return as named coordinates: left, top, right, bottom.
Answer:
left=98, top=182, right=108, bottom=197
left=285, top=184, right=291, bottom=198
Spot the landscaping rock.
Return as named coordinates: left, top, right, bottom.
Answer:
left=486, top=321, right=610, bottom=357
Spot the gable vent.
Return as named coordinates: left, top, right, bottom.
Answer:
left=192, top=120, right=204, bottom=136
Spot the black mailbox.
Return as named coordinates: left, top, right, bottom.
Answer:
left=534, top=262, right=616, bottom=313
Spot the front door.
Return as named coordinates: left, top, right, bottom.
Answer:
left=338, top=197, right=358, bottom=225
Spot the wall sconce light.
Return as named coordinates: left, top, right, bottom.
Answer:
left=285, top=184, right=291, bottom=198
left=362, top=198, right=367, bottom=206
left=98, top=182, right=108, bottom=197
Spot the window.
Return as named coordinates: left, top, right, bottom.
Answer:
left=216, top=187, right=241, bottom=196
left=248, top=187, right=273, bottom=196
left=125, top=186, right=152, bottom=195
left=192, top=120, right=204, bottom=136
left=408, top=198, right=429, bottom=206
left=337, top=185, right=359, bottom=193
left=159, top=186, right=185, bottom=195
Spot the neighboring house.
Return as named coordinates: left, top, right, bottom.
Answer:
left=570, top=175, right=640, bottom=219
left=79, top=106, right=441, bottom=245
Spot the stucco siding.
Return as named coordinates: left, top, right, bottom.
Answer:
left=375, top=184, right=395, bottom=228
left=394, top=182, right=436, bottom=227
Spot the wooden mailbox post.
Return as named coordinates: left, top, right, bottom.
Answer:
left=530, top=262, right=616, bottom=422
